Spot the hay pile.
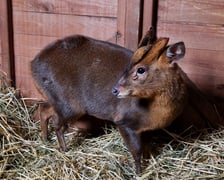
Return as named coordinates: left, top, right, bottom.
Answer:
left=0, top=71, right=223, bottom=179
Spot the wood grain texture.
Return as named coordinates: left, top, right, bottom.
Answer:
left=0, top=56, right=2, bottom=70
left=157, top=0, right=224, bottom=98
left=142, top=0, right=153, bottom=34
left=159, top=0, right=224, bottom=25
left=0, top=0, right=11, bottom=76
left=117, top=0, right=141, bottom=51
left=0, top=35, right=2, bottom=55
left=13, top=11, right=117, bottom=40
left=124, top=0, right=141, bottom=51
left=117, top=0, right=126, bottom=47
left=13, top=0, right=117, bottom=17
left=14, top=34, right=56, bottom=58
left=14, top=56, right=42, bottom=98
left=179, top=49, right=224, bottom=97
left=157, top=22, right=224, bottom=51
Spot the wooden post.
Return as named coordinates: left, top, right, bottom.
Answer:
left=117, top=0, right=141, bottom=51
left=0, top=0, right=11, bottom=80
left=142, top=0, right=154, bottom=34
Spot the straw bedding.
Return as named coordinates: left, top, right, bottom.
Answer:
left=0, top=71, right=223, bottom=179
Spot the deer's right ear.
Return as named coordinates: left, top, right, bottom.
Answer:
left=138, top=27, right=156, bottom=48
left=166, top=42, right=185, bottom=62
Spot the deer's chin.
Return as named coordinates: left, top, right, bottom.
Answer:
left=117, top=94, right=128, bottom=98
left=117, top=89, right=133, bottom=98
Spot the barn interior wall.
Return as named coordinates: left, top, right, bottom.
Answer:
left=156, top=0, right=224, bottom=99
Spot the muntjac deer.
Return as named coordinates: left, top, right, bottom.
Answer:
left=113, top=29, right=223, bottom=144
left=31, top=30, right=222, bottom=174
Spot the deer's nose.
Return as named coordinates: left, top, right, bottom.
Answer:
left=112, top=87, right=119, bottom=96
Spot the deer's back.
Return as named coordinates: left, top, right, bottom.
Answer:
left=31, top=35, right=133, bottom=120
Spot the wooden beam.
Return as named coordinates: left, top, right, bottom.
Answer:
left=117, top=0, right=126, bottom=47
left=13, top=0, right=117, bottom=18
left=117, top=0, right=141, bottom=51
left=142, top=0, right=154, bottom=34
left=158, top=0, right=224, bottom=25
left=0, top=0, right=11, bottom=78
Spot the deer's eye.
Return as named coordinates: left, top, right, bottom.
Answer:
left=137, top=67, right=145, bottom=74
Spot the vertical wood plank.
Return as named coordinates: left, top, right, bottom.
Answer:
left=142, top=0, right=153, bottom=34
left=117, top=0, right=126, bottom=46
left=0, top=0, right=11, bottom=77
left=125, top=0, right=141, bottom=50
left=117, top=0, right=141, bottom=51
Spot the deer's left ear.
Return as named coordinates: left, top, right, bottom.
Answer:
left=166, top=42, right=185, bottom=62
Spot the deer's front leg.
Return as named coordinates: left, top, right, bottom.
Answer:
left=117, top=124, right=142, bottom=174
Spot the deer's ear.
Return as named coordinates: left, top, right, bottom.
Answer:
left=131, top=27, right=156, bottom=64
left=131, top=37, right=169, bottom=64
left=166, top=42, right=185, bottom=62
left=132, top=46, right=150, bottom=64
left=140, top=38, right=169, bottom=64
left=138, top=27, right=156, bottom=48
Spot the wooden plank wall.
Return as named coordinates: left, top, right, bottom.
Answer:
left=0, top=0, right=11, bottom=77
left=12, top=0, right=119, bottom=99
left=117, top=0, right=141, bottom=50
left=157, top=0, right=224, bottom=99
